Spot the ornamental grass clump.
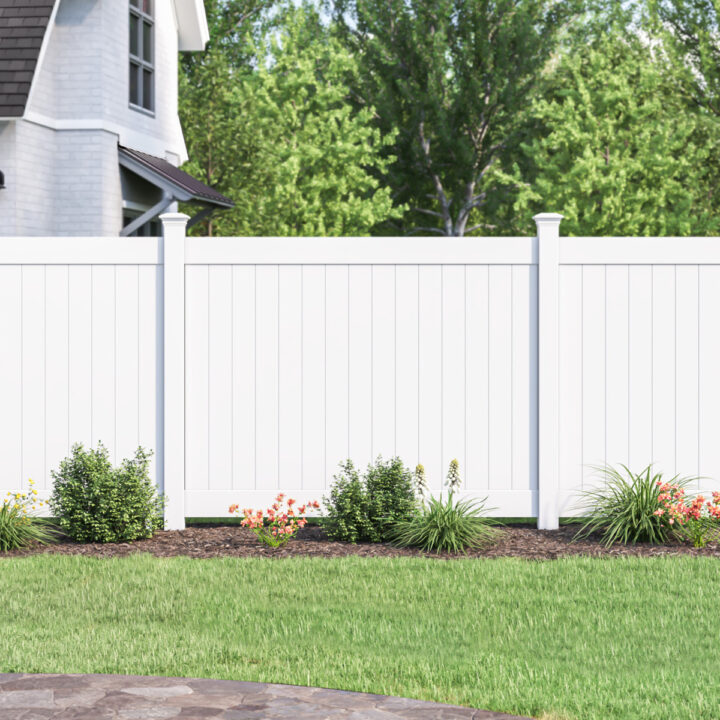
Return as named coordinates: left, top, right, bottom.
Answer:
left=229, top=494, right=320, bottom=548
left=574, top=464, right=696, bottom=546
left=656, top=482, right=720, bottom=548
left=50, top=443, right=164, bottom=543
left=389, top=459, right=499, bottom=554
left=0, top=478, right=56, bottom=552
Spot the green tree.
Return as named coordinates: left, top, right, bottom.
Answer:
left=504, top=31, right=720, bottom=235
left=179, top=2, right=402, bottom=235
left=330, top=0, right=581, bottom=236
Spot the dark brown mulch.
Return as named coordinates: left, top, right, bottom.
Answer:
left=3, top=523, right=720, bottom=560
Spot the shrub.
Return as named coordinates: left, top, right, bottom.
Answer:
left=389, top=459, right=498, bottom=553
left=574, top=464, right=696, bottom=546
left=364, top=456, right=417, bottom=542
left=321, top=460, right=372, bottom=543
left=0, top=478, right=56, bottom=552
left=49, top=443, right=164, bottom=543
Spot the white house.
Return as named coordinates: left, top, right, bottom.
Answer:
left=0, top=0, right=233, bottom=237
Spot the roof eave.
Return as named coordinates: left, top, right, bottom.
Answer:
left=174, top=0, right=210, bottom=51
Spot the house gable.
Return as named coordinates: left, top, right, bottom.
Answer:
left=0, top=0, right=55, bottom=118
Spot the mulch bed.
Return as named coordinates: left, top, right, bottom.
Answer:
left=3, top=523, right=720, bottom=560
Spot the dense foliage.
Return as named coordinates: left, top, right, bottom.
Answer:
left=179, top=0, right=720, bottom=236
left=49, top=444, right=164, bottom=543
left=322, top=457, right=416, bottom=543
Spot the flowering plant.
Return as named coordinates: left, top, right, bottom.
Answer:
left=655, top=482, right=720, bottom=548
left=0, top=478, right=55, bottom=552
left=229, top=494, right=320, bottom=548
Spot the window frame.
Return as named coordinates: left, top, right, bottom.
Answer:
left=129, top=0, right=155, bottom=115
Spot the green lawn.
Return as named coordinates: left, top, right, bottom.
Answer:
left=1, top=554, right=718, bottom=720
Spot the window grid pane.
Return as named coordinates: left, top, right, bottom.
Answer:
left=129, top=0, right=154, bottom=112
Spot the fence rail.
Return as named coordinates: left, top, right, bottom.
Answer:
left=1, top=214, right=719, bottom=530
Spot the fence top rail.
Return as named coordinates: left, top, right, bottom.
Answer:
left=560, top=236, right=720, bottom=264
left=0, top=237, right=161, bottom=265
left=184, top=235, right=537, bottom=265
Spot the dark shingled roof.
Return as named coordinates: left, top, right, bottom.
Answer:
left=0, top=0, right=55, bottom=117
left=119, top=146, right=234, bottom=208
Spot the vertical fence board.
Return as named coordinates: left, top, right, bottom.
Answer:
left=302, top=266, right=326, bottom=492
left=44, top=266, right=69, bottom=484
left=465, top=266, right=490, bottom=493
left=395, top=265, right=419, bottom=471
left=418, top=266, right=443, bottom=493
left=605, top=266, right=629, bottom=469
left=628, top=266, right=653, bottom=470
left=652, top=266, right=676, bottom=476
left=348, top=266, right=372, bottom=472
left=232, top=266, right=256, bottom=491
left=325, top=266, right=350, bottom=478
left=277, top=266, right=303, bottom=491
left=559, top=266, right=583, bottom=507
left=185, top=265, right=210, bottom=492
left=115, top=265, right=140, bottom=463
left=0, top=267, right=22, bottom=492
left=581, top=266, right=606, bottom=482
left=68, top=266, right=92, bottom=451
left=488, top=266, right=512, bottom=492
left=676, top=266, right=700, bottom=487
left=90, top=265, right=116, bottom=460
left=255, top=265, right=280, bottom=492
left=699, top=266, right=720, bottom=494
left=208, top=266, right=233, bottom=491
left=22, top=266, right=46, bottom=488
left=442, top=266, right=466, bottom=482
left=138, top=265, right=160, bottom=487
left=371, top=265, right=396, bottom=460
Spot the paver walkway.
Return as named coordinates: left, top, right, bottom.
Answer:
left=0, top=674, right=531, bottom=719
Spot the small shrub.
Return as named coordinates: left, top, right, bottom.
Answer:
left=389, top=459, right=498, bottom=553
left=321, top=460, right=372, bottom=543
left=49, top=443, right=164, bottom=543
left=574, top=464, right=696, bottom=546
left=0, top=478, right=56, bottom=552
left=364, top=456, right=417, bottom=542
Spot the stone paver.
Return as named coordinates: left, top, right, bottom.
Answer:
left=0, top=675, right=531, bottom=720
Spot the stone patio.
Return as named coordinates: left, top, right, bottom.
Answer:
left=0, top=674, right=531, bottom=719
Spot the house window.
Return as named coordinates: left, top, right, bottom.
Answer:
left=129, top=0, right=154, bottom=112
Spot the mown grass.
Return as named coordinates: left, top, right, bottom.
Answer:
left=1, top=554, right=719, bottom=719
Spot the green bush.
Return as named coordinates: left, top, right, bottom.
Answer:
left=321, top=460, right=372, bottom=543
left=322, top=456, right=417, bottom=543
left=49, top=443, right=164, bottom=543
left=389, top=459, right=498, bottom=553
left=364, top=456, right=417, bottom=542
left=0, top=480, right=57, bottom=552
left=574, top=464, right=696, bottom=546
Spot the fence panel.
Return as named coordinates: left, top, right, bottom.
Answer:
left=183, top=237, right=539, bottom=518
left=0, top=238, right=163, bottom=505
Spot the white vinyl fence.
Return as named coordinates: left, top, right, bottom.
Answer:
left=1, top=213, right=719, bottom=530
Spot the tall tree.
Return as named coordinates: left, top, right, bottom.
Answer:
left=179, top=1, right=402, bottom=235
left=502, top=30, right=720, bottom=235
left=330, top=0, right=581, bottom=236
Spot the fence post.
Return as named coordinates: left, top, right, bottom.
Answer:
left=161, top=213, right=189, bottom=530
left=535, top=212, right=563, bottom=530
